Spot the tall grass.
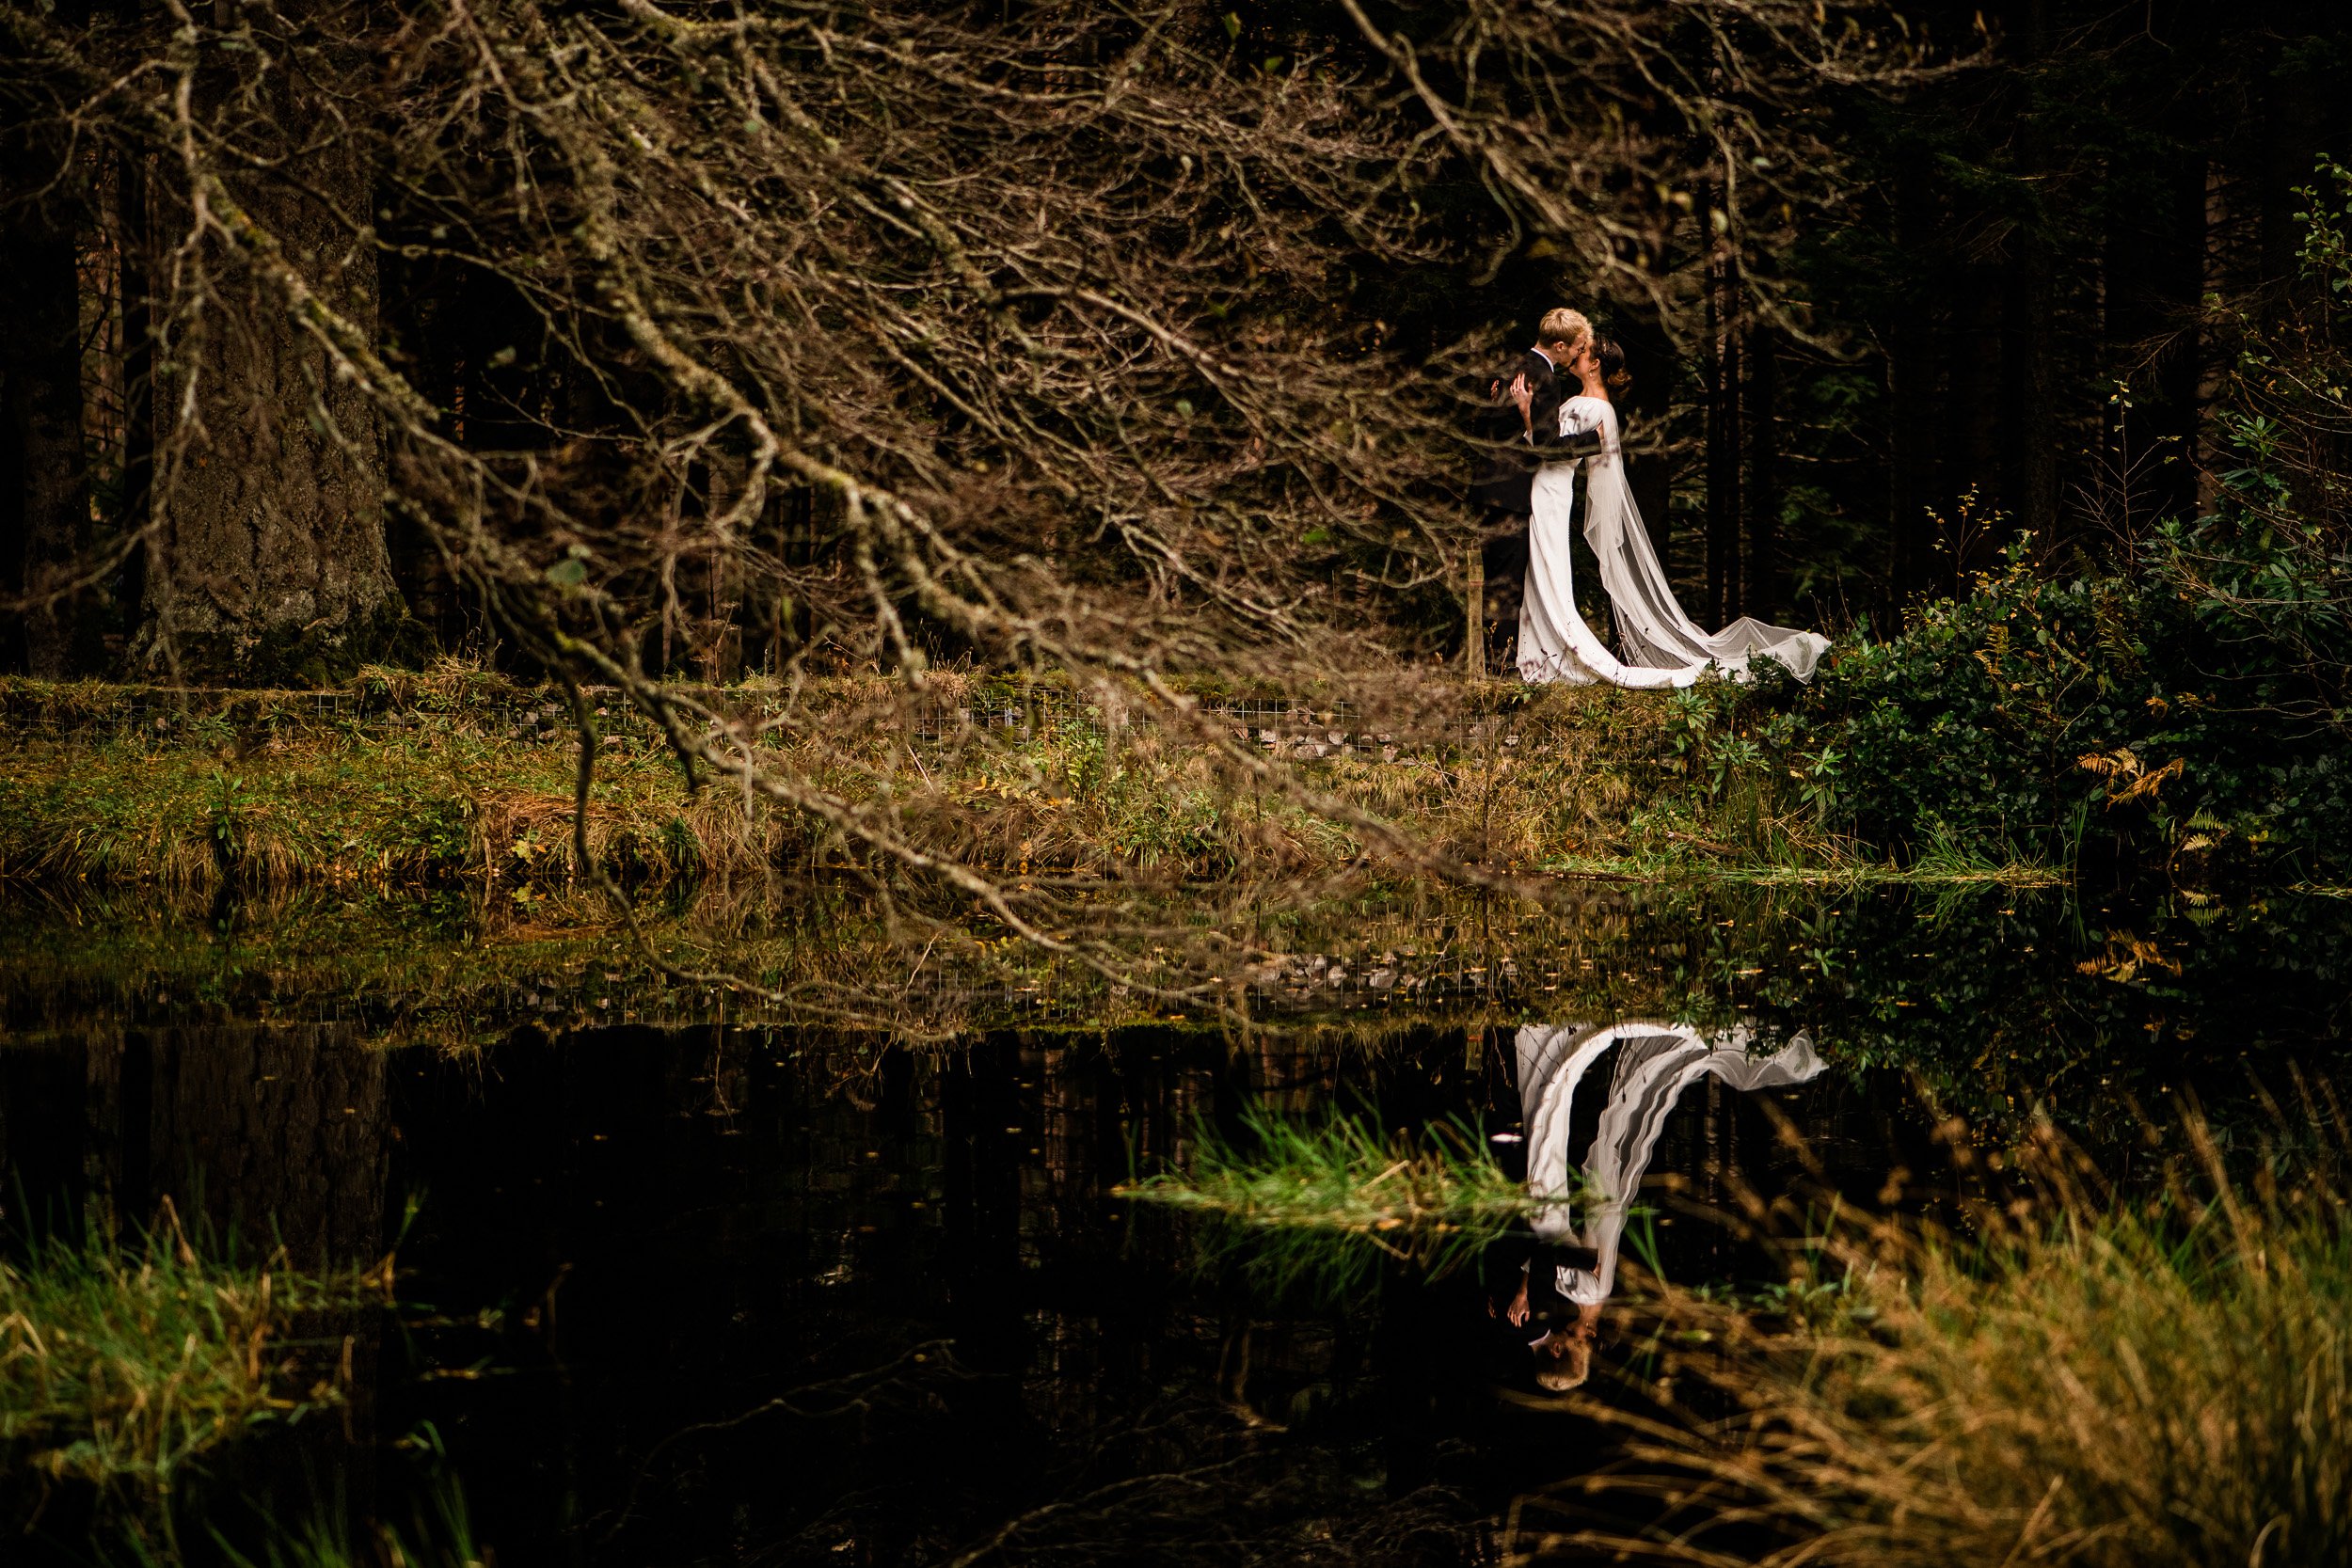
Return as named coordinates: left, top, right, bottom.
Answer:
left=1554, top=1130, right=2352, bottom=1566
left=199, top=1480, right=483, bottom=1568
left=0, top=1207, right=379, bottom=1488
left=1121, top=1105, right=1565, bottom=1296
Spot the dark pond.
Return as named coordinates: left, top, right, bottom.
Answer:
left=2, top=878, right=2347, bottom=1565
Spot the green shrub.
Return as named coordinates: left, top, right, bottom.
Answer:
left=1684, top=488, right=2352, bottom=879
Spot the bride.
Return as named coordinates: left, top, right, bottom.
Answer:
left=1515, top=338, right=1829, bottom=688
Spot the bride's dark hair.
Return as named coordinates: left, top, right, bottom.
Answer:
left=1594, top=338, right=1632, bottom=393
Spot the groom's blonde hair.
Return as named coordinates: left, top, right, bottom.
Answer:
left=1537, top=308, right=1592, bottom=353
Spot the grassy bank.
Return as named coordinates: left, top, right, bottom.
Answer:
left=0, top=673, right=2060, bottom=897
left=0, top=1212, right=379, bottom=1489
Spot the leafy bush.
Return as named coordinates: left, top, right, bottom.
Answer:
left=1681, top=438, right=2352, bottom=879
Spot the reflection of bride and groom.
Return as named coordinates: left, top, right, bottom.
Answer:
left=1489, top=1021, right=1826, bottom=1393
left=1477, top=309, right=1830, bottom=689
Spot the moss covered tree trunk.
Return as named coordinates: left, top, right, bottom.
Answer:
left=136, top=100, right=402, bottom=687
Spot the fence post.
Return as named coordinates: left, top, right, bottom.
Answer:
left=1465, top=547, right=1486, bottom=677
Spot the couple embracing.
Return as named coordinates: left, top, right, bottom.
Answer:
left=1481, top=309, right=1827, bottom=689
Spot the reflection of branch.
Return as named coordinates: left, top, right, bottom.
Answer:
left=938, top=1449, right=1267, bottom=1568
left=598, top=1338, right=966, bottom=1542
left=922, top=1395, right=1480, bottom=1567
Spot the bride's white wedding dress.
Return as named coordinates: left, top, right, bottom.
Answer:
left=1518, top=395, right=1829, bottom=688
left=1516, top=1022, right=1826, bottom=1304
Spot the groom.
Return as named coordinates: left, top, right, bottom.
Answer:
left=1471, top=307, right=1607, bottom=516
left=1470, top=309, right=1607, bottom=657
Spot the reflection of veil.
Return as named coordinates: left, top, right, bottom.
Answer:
left=1514, top=1022, right=1825, bottom=1304
left=1518, top=399, right=1829, bottom=689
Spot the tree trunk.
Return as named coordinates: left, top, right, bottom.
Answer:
left=1950, top=275, right=2004, bottom=583
left=2003, top=0, right=2058, bottom=552
left=0, top=180, right=95, bottom=676
left=1886, top=152, right=1936, bottom=619
left=2259, top=40, right=2328, bottom=325
left=2005, top=240, right=2058, bottom=547
left=2100, top=149, right=2205, bottom=537
left=1745, top=325, right=1780, bottom=621
left=1704, top=231, right=1742, bottom=627
left=117, top=150, right=156, bottom=642
left=137, top=96, right=400, bottom=686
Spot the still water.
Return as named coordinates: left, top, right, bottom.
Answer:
left=2, top=879, right=2346, bottom=1564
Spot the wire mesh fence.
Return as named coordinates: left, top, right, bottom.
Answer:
left=1, top=678, right=1587, bottom=767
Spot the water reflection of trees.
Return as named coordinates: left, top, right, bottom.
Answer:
left=0, top=1023, right=391, bottom=1550
left=12, top=877, right=2344, bottom=1152
left=3, top=877, right=2349, bottom=1559
left=2, top=1023, right=389, bottom=1267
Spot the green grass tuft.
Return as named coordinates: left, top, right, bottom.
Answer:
left=1121, top=1104, right=1565, bottom=1296
left=0, top=1207, right=379, bottom=1489
left=195, top=1478, right=483, bottom=1568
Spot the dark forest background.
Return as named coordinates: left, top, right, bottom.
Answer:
left=1443, top=0, right=2352, bottom=638
left=4, top=0, right=2350, bottom=683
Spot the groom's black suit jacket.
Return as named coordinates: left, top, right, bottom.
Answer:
left=1471, top=347, right=1605, bottom=517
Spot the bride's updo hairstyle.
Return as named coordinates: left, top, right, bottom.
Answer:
left=1594, top=338, right=1632, bottom=393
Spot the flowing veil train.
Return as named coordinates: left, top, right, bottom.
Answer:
left=1518, top=397, right=1829, bottom=689
left=1515, top=1022, right=1826, bottom=1305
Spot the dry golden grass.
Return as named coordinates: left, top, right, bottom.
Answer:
left=0, top=678, right=1699, bottom=894
left=1545, top=1127, right=2352, bottom=1567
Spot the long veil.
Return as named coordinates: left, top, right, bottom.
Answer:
left=1518, top=399, right=1829, bottom=688
left=1514, top=1022, right=1826, bottom=1303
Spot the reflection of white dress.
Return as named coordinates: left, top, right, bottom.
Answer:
left=1514, top=1022, right=1825, bottom=1304
left=1517, top=397, right=1830, bottom=689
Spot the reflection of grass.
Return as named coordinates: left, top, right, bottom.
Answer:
left=1546, top=851, right=2064, bottom=888
left=0, top=1208, right=377, bottom=1489
left=1543, top=819, right=2067, bottom=888
left=1121, top=1106, right=1562, bottom=1295
left=1571, top=1134, right=2352, bottom=1566
left=203, top=1479, right=481, bottom=1568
